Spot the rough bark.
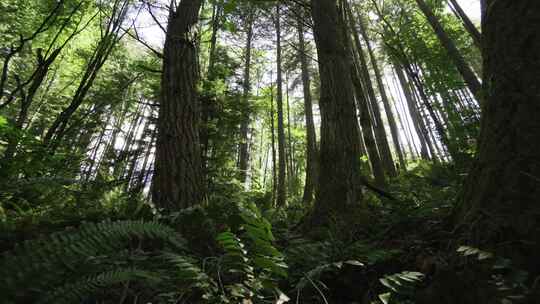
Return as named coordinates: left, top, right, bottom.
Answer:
left=414, top=0, right=482, bottom=101
left=457, top=1, right=540, bottom=269
left=152, top=0, right=205, bottom=211
left=310, top=0, right=365, bottom=224
left=297, top=15, right=319, bottom=205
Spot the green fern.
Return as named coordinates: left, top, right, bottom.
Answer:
left=40, top=268, right=159, bottom=304
left=0, top=220, right=185, bottom=301
left=377, top=271, right=424, bottom=303
left=162, top=251, right=215, bottom=289
left=239, top=202, right=287, bottom=278
left=297, top=260, right=364, bottom=290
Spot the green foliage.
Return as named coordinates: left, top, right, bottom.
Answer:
left=0, top=200, right=289, bottom=303
left=456, top=246, right=531, bottom=303
left=0, top=220, right=184, bottom=302
left=379, top=271, right=424, bottom=297
left=213, top=202, right=288, bottom=302
left=41, top=268, right=160, bottom=304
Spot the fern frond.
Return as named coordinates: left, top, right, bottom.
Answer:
left=0, top=220, right=184, bottom=298
left=162, top=252, right=214, bottom=288
left=39, top=267, right=159, bottom=304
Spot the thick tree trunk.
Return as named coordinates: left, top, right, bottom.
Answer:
left=297, top=15, right=319, bottom=205
left=238, top=7, right=254, bottom=183
left=275, top=5, right=287, bottom=207
left=414, top=0, right=482, bottom=102
left=457, top=1, right=540, bottom=269
left=310, top=0, right=365, bottom=225
left=152, top=0, right=204, bottom=211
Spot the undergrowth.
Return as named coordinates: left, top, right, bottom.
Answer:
left=1, top=162, right=536, bottom=303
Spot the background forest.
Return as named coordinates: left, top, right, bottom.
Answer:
left=0, top=0, right=538, bottom=303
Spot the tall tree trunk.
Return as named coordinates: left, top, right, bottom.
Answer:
left=457, top=1, right=540, bottom=269
left=414, top=0, right=482, bottom=101
left=269, top=80, right=277, bottom=206
left=352, top=62, right=386, bottom=187
left=285, top=74, right=293, bottom=184
left=152, top=0, right=204, bottom=211
left=201, top=2, right=222, bottom=173
left=447, top=0, right=481, bottom=49
left=389, top=73, right=418, bottom=160
left=238, top=7, right=254, bottom=183
left=297, top=14, right=319, bottom=205
left=310, top=0, right=365, bottom=225
left=355, top=10, right=406, bottom=171
left=275, top=5, right=287, bottom=207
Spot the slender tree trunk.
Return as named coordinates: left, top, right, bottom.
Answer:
left=388, top=74, right=417, bottom=160
left=269, top=80, right=277, bottom=206
left=410, top=80, right=441, bottom=162
left=238, top=6, right=254, bottom=183
left=348, top=12, right=396, bottom=177
left=403, top=61, right=451, bottom=157
left=457, top=1, right=540, bottom=270
left=152, top=0, right=205, bottom=211
left=126, top=114, right=151, bottom=190
left=310, top=0, right=365, bottom=225
left=84, top=118, right=109, bottom=181
left=395, top=66, right=431, bottom=161
left=414, top=0, right=482, bottom=101
left=1, top=50, right=60, bottom=165
left=352, top=62, right=386, bottom=187
left=43, top=0, right=128, bottom=149
left=136, top=125, right=157, bottom=191
left=275, top=5, right=287, bottom=207
left=355, top=10, right=406, bottom=171
left=447, top=0, right=481, bottom=49
left=297, top=14, right=319, bottom=205
left=201, top=2, right=222, bottom=173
